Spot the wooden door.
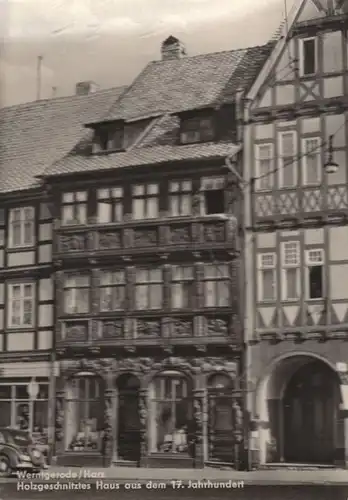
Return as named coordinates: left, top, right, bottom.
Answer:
left=283, top=361, right=337, bottom=464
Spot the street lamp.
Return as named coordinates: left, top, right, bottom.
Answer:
left=324, top=135, right=339, bottom=175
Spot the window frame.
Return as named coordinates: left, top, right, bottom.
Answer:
left=180, top=115, right=215, bottom=144
left=63, top=275, right=90, bottom=315
left=305, top=248, right=324, bottom=300
left=96, top=187, right=124, bottom=224
left=168, top=180, right=192, bottom=217
left=302, top=137, right=321, bottom=186
left=299, top=36, right=317, bottom=77
left=255, top=143, right=274, bottom=191
left=281, top=241, right=301, bottom=301
left=99, top=270, right=126, bottom=312
left=135, top=268, right=163, bottom=310
left=132, top=183, right=159, bottom=220
left=61, top=191, right=88, bottom=226
left=278, top=131, right=298, bottom=189
left=171, top=265, right=194, bottom=309
left=257, top=252, right=277, bottom=302
left=202, top=263, right=230, bottom=308
left=7, top=282, right=35, bottom=329
left=200, top=176, right=225, bottom=215
left=8, top=207, right=35, bottom=248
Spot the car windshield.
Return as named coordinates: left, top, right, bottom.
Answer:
left=7, top=430, right=33, bottom=447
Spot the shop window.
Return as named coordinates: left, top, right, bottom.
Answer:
left=65, top=375, right=104, bottom=452
left=149, top=371, right=192, bottom=454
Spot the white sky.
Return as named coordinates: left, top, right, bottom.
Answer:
left=0, top=0, right=297, bottom=106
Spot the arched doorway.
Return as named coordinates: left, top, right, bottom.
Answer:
left=207, top=373, right=236, bottom=464
left=116, top=374, right=140, bottom=464
left=283, top=360, right=339, bottom=464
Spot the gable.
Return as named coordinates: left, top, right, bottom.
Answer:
left=296, top=0, right=328, bottom=23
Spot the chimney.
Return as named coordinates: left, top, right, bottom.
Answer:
left=161, top=36, right=187, bottom=61
left=75, top=81, right=99, bottom=96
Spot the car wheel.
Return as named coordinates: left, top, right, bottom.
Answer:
left=0, top=455, right=11, bottom=478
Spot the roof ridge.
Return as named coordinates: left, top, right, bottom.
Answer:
left=0, top=85, right=127, bottom=113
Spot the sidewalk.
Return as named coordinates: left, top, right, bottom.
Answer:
left=43, top=466, right=348, bottom=486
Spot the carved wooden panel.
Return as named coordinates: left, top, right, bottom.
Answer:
left=170, top=318, right=193, bottom=337
left=98, top=231, right=122, bottom=250
left=135, top=318, right=161, bottom=337
left=206, top=317, right=229, bottom=336
left=169, top=225, right=191, bottom=245
left=201, top=222, right=225, bottom=243
left=133, top=228, right=158, bottom=247
left=59, top=233, right=88, bottom=252
left=62, top=321, right=89, bottom=342
left=100, top=320, right=124, bottom=339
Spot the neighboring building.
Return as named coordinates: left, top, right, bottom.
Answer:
left=39, top=37, right=273, bottom=468
left=0, top=84, right=126, bottom=455
left=244, top=0, right=348, bottom=467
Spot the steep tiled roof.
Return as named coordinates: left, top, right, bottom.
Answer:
left=0, top=86, right=126, bottom=193
left=102, top=43, right=274, bottom=122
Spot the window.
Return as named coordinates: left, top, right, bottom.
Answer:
left=255, top=144, right=274, bottom=191
left=0, top=383, right=49, bottom=449
left=97, top=187, right=123, bottom=224
left=135, top=268, right=162, bottom=310
left=132, top=184, right=159, bottom=220
left=171, top=266, right=194, bottom=309
left=8, top=283, right=34, bottom=328
left=281, top=241, right=300, bottom=300
left=302, top=138, right=321, bottom=185
left=201, top=176, right=225, bottom=215
left=100, top=271, right=126, bottom=311
left=64, top=275, right=90, bottom=314
left=257, top=253, right=276, bottom=301
left=279, top=132, right=297, bottom=188
left=169, top=180, right=192, bottom=217
left=180, top=116, right=215, bottom=144
left=306, top=249, right=324, bottom=299
left=203, top=263, right=230, bottom=307
left=9, top=207, right=35, bottom=248
left=93, top=127, right=124, bottom=152
left=65, top=376, right=104, bottom=452
left=149, top=372, right=192, bottom=454
left=61, top=192, right=87, bottom=226
left=300, top=37, right=317, bottom=76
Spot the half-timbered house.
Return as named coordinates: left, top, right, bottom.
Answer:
left=39, top=37, right=272, bottom=468
left=243, top=0, right=348, bottom=467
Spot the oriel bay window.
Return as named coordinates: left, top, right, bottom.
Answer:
left=306, top=249, right=324, bottom=300
left=171, top=265, right=194, bottom=309
left=100, top=270, right=126, bottom=311
left=281, top=241, right=300, bottom=300
left=135, top=268, right=163, bottom=310
left=169, top=180, right=192, bottom=216
left=65, top=375, right=104, bottom=452
left=97, top=187, right=123, bottom=224
left=61, top=191, right=87, bottom=226
left=0, top=383, right=49, bottom=445
left=64, top=275, right=90, bottom=314
left=149, top=372, right=192, bottom=454
left=7, top=282, right=35, bottom=328
left=203, top=263, right=230, bottom=307
left=132, top=183, right=159, bottom=220
left=8, top=207, right=35, bottom=248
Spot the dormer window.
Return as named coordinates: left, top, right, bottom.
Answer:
left=180, top=115, right=215, bottom=144
left=93, top=126, right=124, bottom=153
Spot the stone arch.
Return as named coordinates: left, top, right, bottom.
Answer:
left=254, top=352, right=343, bottom=465
left=207, top=371, right=235, bottom=390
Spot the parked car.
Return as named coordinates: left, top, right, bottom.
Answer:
left=0, top=428, right=47, bottom=477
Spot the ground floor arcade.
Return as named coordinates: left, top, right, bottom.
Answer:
left=54, top=356, right=244, bottom=468
left=249, top=348, right=348, bottom=468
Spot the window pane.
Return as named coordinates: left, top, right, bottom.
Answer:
left=12, top=222, right=22, bottom=246
left=133, top=185, right=144, bottom=196
left=135, top=285, right=148, bottom=309
left=62, top=193, right=74, bottom=203
left=23, top=222, right=33, bottom=245
left=261, top=269, right=275, bottom=301
left=76, top=192, right=87, bottom=202
left=217, top=281, right=229, bottom=306
left=97, top=188, right=109, bottom=199
left=23, top=299, right=33, bottom=325
left=62, top=205, right=74, bottom=225
left=149, top=284, right=162, bottom=309
left=309, top=265, right=323, bottom=299
left=76, top=205, right=87, bottom=224
left=146, top=198, right=158, bottom=218
left=76, top=289, right=89, bottom=313
left=285, top=268, right=299, bottom=299
left=147, top=184, right=159, bottom=195
left=97, top=202, right=111, bottom=224
left=133, top=199, right=144, bottom=220
left=114, top=201, right=123, bottom=222
left=169, top=196, right=180, bottom=216
left=11, top=300, right=21, bottom=326
left=205, top=281, right=215, bottom=307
